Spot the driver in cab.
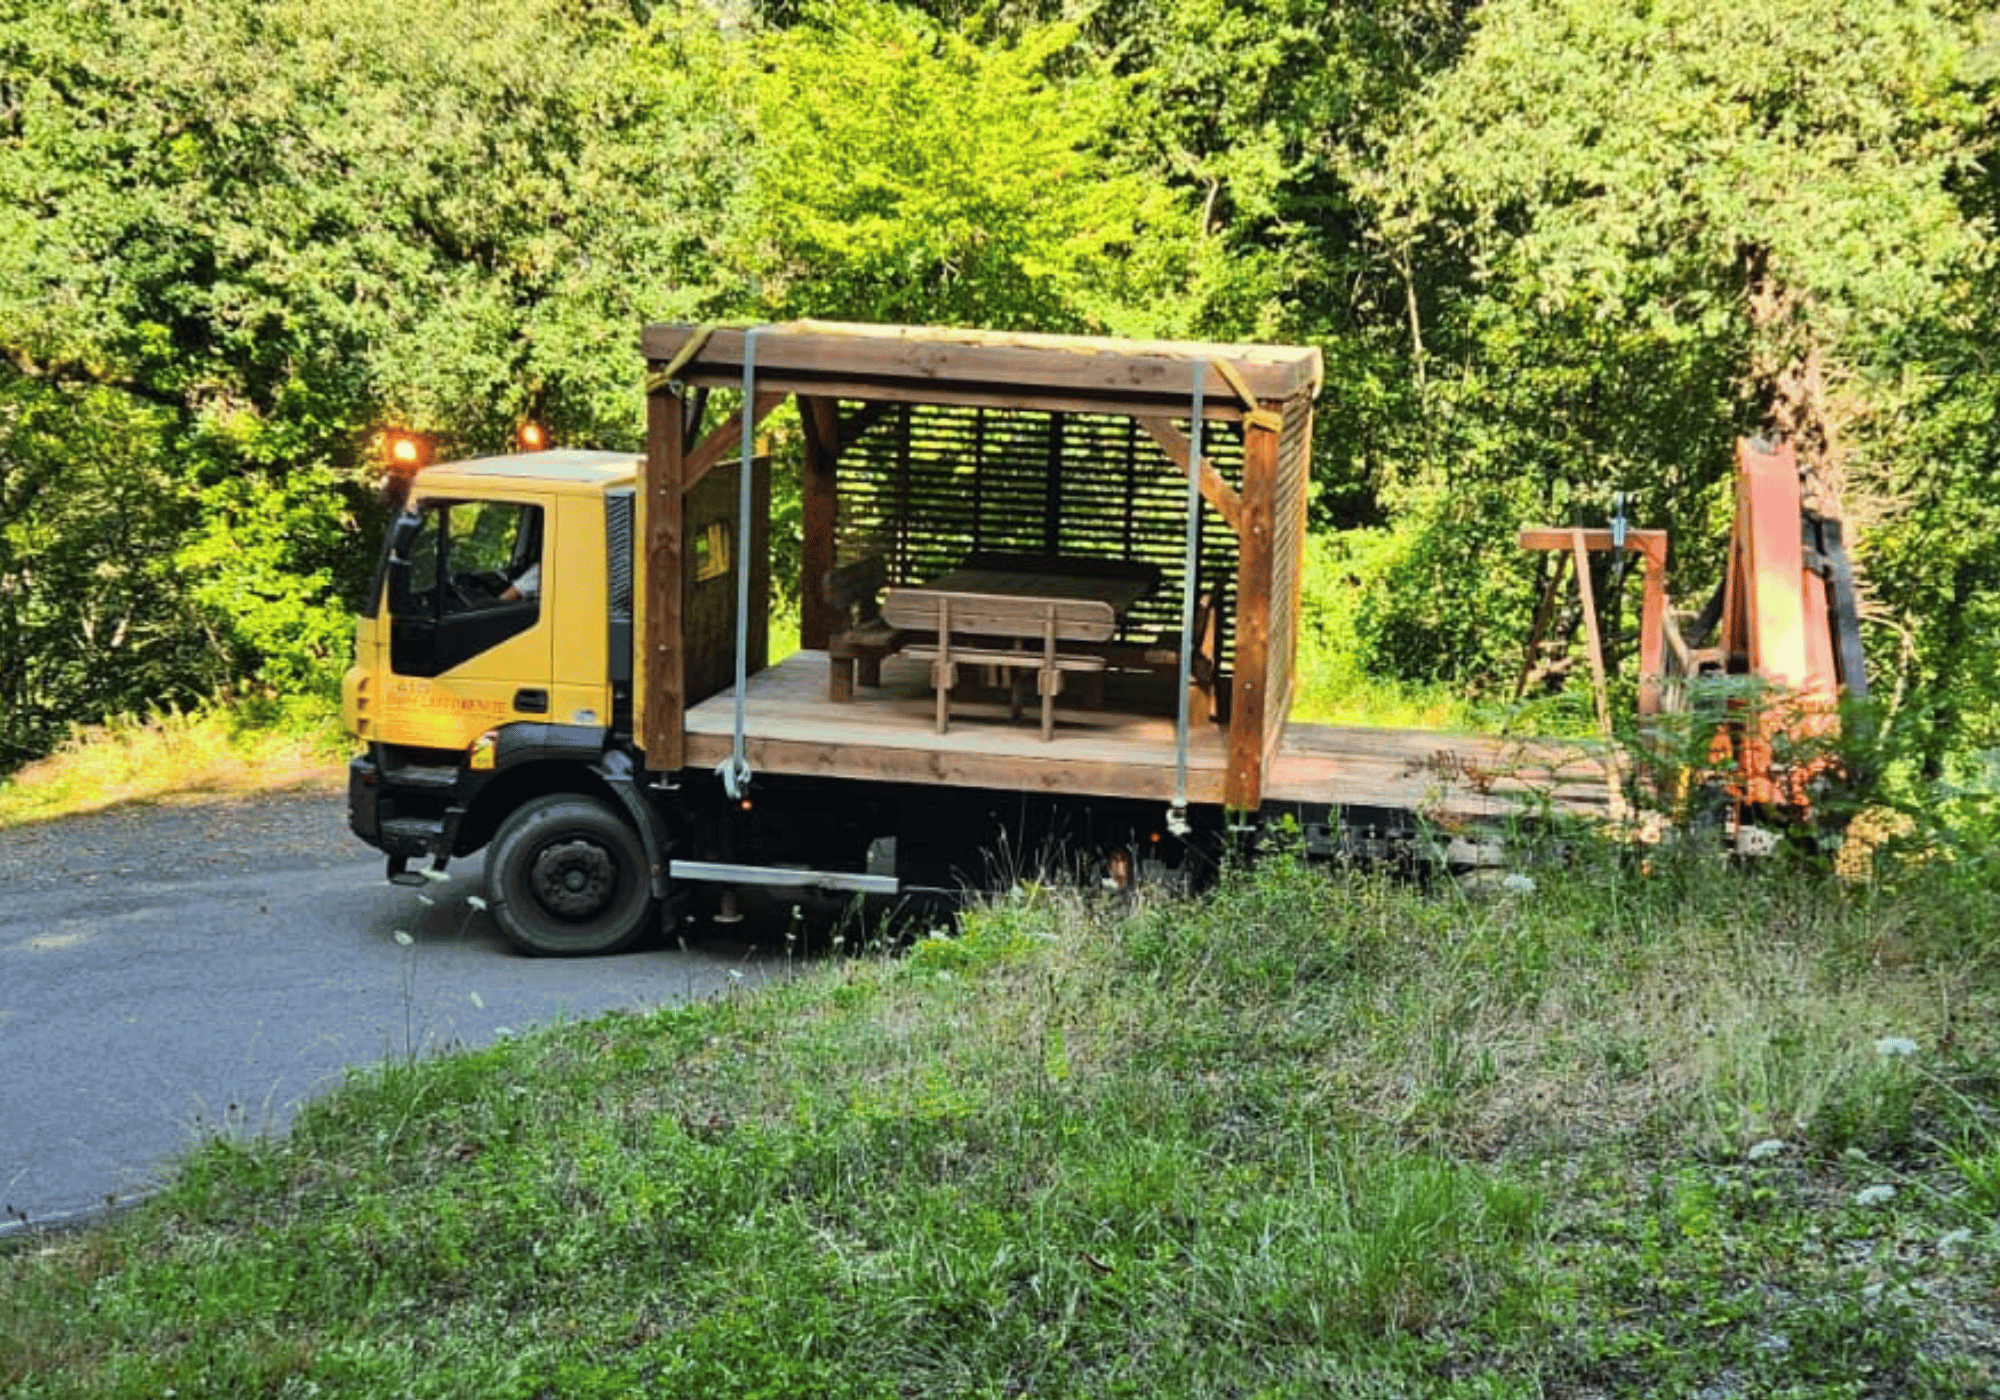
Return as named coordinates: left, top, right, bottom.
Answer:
left=499, top=562, right=539, bottom=603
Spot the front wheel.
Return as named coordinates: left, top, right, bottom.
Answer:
left=486, top=794, right=656, bottom=956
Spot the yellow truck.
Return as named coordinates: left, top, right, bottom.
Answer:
left=343, top=321, right=1605, bottom=954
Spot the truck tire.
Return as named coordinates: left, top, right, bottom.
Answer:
left=486, top=794, right=657, bottom=956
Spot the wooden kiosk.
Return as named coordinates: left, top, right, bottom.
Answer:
left=636, top=320, right=1319, bottom=813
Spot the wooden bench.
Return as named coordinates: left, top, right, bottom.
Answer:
left=824, top=555, right=903, bottom=702
left=880, top=589, right=1115, bottom=740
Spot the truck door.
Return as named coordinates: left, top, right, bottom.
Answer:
left=379, top=495, right=555, bottom=750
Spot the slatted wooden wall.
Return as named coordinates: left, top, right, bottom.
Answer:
left=836, top=404, right=1245, bottom=656
left=1264, top=394, right=1314, bottom=736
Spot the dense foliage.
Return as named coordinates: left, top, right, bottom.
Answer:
left=2, top=0, right=1994, bottom=775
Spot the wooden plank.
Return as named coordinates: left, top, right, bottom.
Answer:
left=903, top=645, right=1106, bottom=672
left=1262, top=731, right=1612, bottom=818
left=880, top=589, right=1117, bottom=642
left=680, top=650, right=1234, bottom=803
left=800, top=394, right=841, bottom=650
left=1224, top=414, right=1279, bottom=810
left=647, top=370, right=1254, bottom=423
left=1636, top=536, right=1669, bottom=716
left=1571, top=529, right=1613, bottom=739
left=684, top=391, right=788, bottom=489
left=1518, top=527, right=1668, bottom=554
left=927, top=561, right=1154, bottom=614
left=684, top=729, right=1232, bottom=805
left=1134, top=416, right=1244, bottom=531
left=688, top=652, right=1210, bottom=753
left=641, top=387, right=686, bottom=770
left=676, top=652, right=1610, bottom=819
left=641, top=322, right=1323, bottom=404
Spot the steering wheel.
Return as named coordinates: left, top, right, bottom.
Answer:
left=448, top=572, right=494, bottom=610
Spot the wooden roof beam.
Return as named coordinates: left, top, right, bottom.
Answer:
left=642, top=322, right=1322, bottom=404
left=1135, top=415, right=1244, bottom=534
left=683, top=391, right=788, bottom=490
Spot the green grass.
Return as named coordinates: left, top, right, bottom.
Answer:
left=0, top=699, right=348, bottom=829
left=5, top=849, right=1997, bottom=1397
left=1289, top=530, right=1588, bottom=735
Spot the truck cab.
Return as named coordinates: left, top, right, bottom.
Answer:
left=344, top=449, right=663, bottom=951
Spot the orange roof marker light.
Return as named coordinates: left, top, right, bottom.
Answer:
left=518, top=421, right=549, bottom=452
left=384, top=431, right=431, bottom=471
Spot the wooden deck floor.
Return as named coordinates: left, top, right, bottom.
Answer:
left=684, top=650, right=1612, bottom=820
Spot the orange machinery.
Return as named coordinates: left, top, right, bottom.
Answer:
left=1521, top=437, right=1868, bottom=819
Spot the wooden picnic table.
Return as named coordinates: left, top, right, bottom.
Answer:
left=918, top=553, right=1159, bottom=621
left=879, top=555, right=1162, bottom=739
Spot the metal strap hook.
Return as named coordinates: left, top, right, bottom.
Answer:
left=718, top=325, right=765, bottom=802
left=1167, top=360, right=1206, bottom=839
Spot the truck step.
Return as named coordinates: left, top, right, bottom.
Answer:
left=379, top=816, right=447, bottom=849
left=380, top=763, right=459, bottom=791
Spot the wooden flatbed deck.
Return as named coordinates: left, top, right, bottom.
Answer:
left=684, top=651, right=1612, bottom=822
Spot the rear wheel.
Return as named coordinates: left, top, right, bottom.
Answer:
left=487, top=794, right=656, bottom=955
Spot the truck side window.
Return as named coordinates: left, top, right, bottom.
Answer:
left=442, top=501, right=541, bottom=614
left=387, top=499, right=546, bottom=677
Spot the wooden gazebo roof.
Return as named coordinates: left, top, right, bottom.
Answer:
left=640, top=320, right=1323, bottom=420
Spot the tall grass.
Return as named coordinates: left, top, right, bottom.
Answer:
left=0, top=699, right=347, bottom=829
left=4, top=849, right=1994, bottom=1396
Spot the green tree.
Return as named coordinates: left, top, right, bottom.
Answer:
left=0, top=375, right=227, bottom=766
left=1349, top=0, right=1996, bottom=717
left=741, top=0, right=1200, bottom=333
left=0, top=0, right=753, bottom=759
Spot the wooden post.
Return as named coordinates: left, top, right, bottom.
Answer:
left=642, top=384, right=687, bottom=771
left=934, top=596, right=952, bottom=735
left=1635, top=536, right=1668, bottom=716
left=800, top=395, right=841, bottom=651
left=1040, top=604, right=1057, bottom=741
left=1571, top=528, right=1613, bottom=739
left=1226, top=412, right=1278, bottom=811
left=1570, top=528, right=1628, bottom=821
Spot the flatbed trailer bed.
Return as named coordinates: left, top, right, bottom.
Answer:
left=685, top=649, right=1611, bottom=824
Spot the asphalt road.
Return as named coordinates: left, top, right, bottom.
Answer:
left=0, top=788, right=784, bottom=1232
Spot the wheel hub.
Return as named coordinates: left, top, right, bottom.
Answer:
left=529, top=838, right=616, bottom=920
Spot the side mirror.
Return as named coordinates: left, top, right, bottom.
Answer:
left=387, top=510, right=423, bottom=566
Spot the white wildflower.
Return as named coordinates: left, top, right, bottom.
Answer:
left=1747, top=1138, right=1788, bottom=1162
left=494, top=1026, right=514, bottom=1038
left=1853, top=1184, right=1897, bottom=1207
left=469, top=991, right=485, bottom=1010
left=727, top=968, right=744, bottom=982
left=392, top=930, right=414, bottom=947
left=1874, top=1036, right=1920, bottom=1058
left=1500, top=872, right=1537, bottom=895
left=465, top=894, right=488, bottom=912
